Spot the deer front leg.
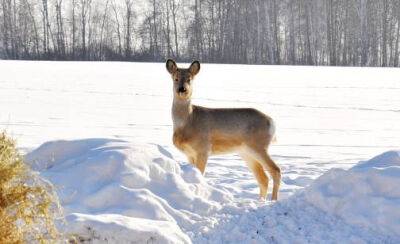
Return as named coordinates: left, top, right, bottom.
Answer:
left=194, top=153, right=209, bottom=175
left=187, top=156, right=195, bottom=165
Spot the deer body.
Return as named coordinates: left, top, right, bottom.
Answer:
left=167, top=60, right=281, bottom=200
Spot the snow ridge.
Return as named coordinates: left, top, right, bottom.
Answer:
left=26, top=138, right=400, bottom=243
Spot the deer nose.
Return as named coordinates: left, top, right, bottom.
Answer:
left=178, top=86, right=187, bottom=93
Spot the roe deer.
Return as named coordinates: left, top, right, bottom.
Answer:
left=166, top=59, right=281, bottom=200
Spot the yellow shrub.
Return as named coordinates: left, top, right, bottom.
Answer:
left=0, top=133, right=61, bottom=243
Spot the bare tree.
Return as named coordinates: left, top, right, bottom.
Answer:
left=170, top=0, right=180, bottom=59
left=124, top=0, right=134, bottom=58
left=55, top=0, right=65, bottom=57
left=80, top=0, right=92, bottom=60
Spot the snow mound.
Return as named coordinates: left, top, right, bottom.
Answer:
left=25, top=139, right=400, bottom=242
left=304, top=150, right=400, bottom=238
left=200, top=151, right=400, bottom=243
left=25, top=139, right=231, bottom=243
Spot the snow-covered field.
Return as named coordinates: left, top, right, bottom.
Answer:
left=1, top=61, right=399, bottom=243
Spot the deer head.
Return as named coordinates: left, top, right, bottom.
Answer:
left=166, top=59, right=200, bottom=100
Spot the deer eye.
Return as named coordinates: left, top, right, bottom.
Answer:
left=175, top=78, right=178, bottom=82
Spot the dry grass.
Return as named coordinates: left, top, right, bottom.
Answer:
left=0, top=132, right=61, bottom=243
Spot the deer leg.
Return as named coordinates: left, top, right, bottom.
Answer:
left=194, top=153, right=209, bottom=175
left=251, top=148, right=281, bottom=200
left=241, top=153, right=269, bottom=200
left=187, top=156, right=195, bottom=165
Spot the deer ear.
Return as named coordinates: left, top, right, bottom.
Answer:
left=189, top=61, right=200, bottom=76
left=166, top=59, right=177, bottom=74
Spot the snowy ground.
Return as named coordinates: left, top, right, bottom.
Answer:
left=1, top=61, right=399, bottom=243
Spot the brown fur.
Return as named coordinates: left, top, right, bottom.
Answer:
left=166, top=59, right=281, bottom=200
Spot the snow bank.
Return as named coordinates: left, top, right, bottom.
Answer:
left=25, top=139, right=231, bottom=243
left=304, top=150, right=400, bottom=238
left=200, top=151, right=400, bottom=243
left=25, top=138, right=400, bottom=242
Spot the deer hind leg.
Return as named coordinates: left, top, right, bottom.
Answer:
left=250, top=148, right=281, bottom=200
left=241, top=153, right=269, bottom=200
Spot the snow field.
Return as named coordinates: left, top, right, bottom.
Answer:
left=0, top=60, right=399, bottom=242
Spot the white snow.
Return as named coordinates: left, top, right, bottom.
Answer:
left=25, top=139, right=230, bottom=242
left=26, top=138, right=400, bottom=243
left=304, top=150, right=400, bottom=237
left=66, top=213, right=190, bottom=243
left=201, top=150, right=400, bottom=243
left=1, top=60, right=399, bottom=242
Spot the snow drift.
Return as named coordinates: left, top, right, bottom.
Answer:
left=269, top=150, right=400, bottom=242
left=25, top=138, right=400, bottom=243
left=25, top=139, right=231, bottom=243
left=304, top=150, right=400, bottom=238
left=198, top=151, right=400, bottom=243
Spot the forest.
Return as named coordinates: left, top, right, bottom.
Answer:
left=1, top=0, right=400, bottom=66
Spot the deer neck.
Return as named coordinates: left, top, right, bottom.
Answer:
left=172, top=98, right=193, bottom=130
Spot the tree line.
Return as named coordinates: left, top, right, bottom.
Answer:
left=1, top=0, right=400, bottom=67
